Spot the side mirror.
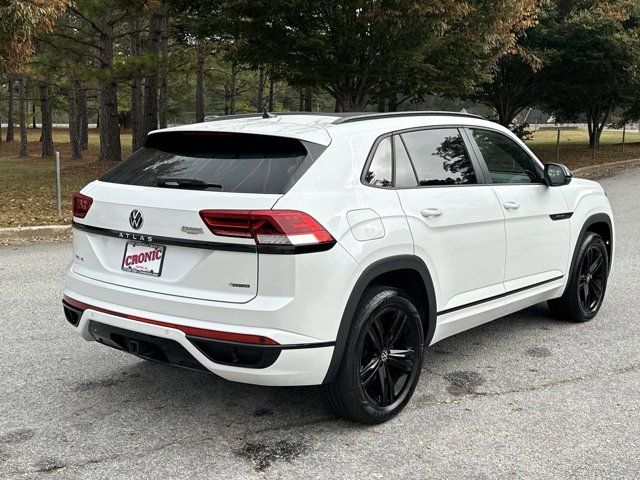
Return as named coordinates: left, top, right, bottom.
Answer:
left=544, top=163, right=572, bottom=187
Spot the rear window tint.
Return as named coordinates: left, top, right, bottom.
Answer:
left=364, top=137, right=393, bottom=187
left=100, top=132, right=322, bottom=194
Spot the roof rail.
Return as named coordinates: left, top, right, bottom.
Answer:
left=203, top=113, right=264, bottom=122
left=331, top=111, right=484, bottom=125
left=199, top=111, right=485, bottom=124
left=202, top=112, right=346, bottom=122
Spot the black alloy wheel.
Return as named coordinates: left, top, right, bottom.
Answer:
left=577, top=244, right=607, bottom=314
left=359, top=307, right=421, bottom=408
left=548, top=232, right=609, bottom=322
left=323, top=286, right=424, bottom=424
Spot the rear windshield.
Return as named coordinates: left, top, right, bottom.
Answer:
left=100, top=132, right=323, bottom=194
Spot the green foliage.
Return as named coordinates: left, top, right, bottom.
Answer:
left=0, top=0, right=67, bottom=75
left=510, top=123, right=534, bottom=142
left=225, top=0, right=542, bottom=110
left=10, top=0, right=640, bottom=165
left=539, top=1, right=640, bottom=130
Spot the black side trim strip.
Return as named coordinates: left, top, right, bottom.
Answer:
left=72, top=221, right=335, bottom=255
left=437, top=275, right=564, bottom=316
left=550, top=212, right=573, bottom=221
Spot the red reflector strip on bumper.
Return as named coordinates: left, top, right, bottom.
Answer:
left=63, top=295, right=279, bottom=345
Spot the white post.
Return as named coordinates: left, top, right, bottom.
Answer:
left=55, top=150, right=62, bottom=219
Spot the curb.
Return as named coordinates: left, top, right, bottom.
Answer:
left=0, top=225, right=72, bottom=243
left=573, top=158, right=640, bottom=178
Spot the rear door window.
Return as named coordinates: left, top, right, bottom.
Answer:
left=394, top=137, right=418, bottom=187
left=100, top=132, right=322, bottom=194
left=400, top=129, right=477, bottom=186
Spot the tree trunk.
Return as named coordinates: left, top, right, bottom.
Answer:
left=77, top=88, right=88, bottom=150
left=304, top=88, right=312, bottom=112
left=229, top=62, right=237, bottom=115
left=298, top=90, right=304, bottom=111
left=67, top=79, right=82, bottom=160
left=587, top=107, right=610, bottom=149
left=268, top=75, right=275, bottom=112
left=335, top=93, right=368, bottom=112
left=387, top=97, right=399, bottom=112
left=98, top=82, right=120, bottom=161
left=195, top=47, right=205, bottom=122
left=158, top=13, right=169, bottom=129
left=256, top=65, right=265, bottom=112
left=494, top=98, right=521, bottom=127
left=98, top=18, right=121, bottom=162
left=18, top=78, right=27, bottom=157
left=142, top=5, right=164, bottom=135
left=332, top=80, right=370, bottom=112
left=6, top=78, right=15, bottom=141
left=40, top=84, right=54, bottom=157
left=130, top=18, right=144, bottom=150
left=224, top=85, right=230, bottom=116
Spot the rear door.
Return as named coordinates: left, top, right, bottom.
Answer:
left=72, top=131, right=320, bottom=303
left=466, top=128, right=571, bottom=291
left=391, top=128, right=507, bottom=313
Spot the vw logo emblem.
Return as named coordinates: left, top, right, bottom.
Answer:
left=129, top=209, right=144, bottom=230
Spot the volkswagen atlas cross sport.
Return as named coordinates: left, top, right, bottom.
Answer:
left=63, top=111, right=614, bottom=423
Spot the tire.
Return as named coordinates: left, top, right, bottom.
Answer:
left=548, top=232, right=609, bottom=322
left=323, top=286, right=424, bottom=424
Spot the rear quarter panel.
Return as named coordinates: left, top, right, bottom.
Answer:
left=273, top=131, right=415, bottom=343
left=273, top=131, right=415, bottom=267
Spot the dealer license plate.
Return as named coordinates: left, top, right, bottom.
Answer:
left=121, top=242, right=166, bottom=277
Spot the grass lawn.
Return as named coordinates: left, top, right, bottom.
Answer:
left=527, top=128, right=640, bottom=170
left=0, top=126, right=638, bottom=228
left=0, top=128, right=131, bottom=228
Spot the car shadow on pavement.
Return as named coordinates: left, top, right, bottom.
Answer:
left=72, top=302, right=569, bottom=433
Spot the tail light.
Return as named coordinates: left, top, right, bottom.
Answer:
left=73, top=192, right=93, bottom=218
left=199, top=210, right=336, bottom=252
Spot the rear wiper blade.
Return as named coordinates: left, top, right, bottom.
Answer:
left=155, top=177, right=223, bottom=190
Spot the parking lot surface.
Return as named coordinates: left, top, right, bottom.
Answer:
left=1, top=170, right=639, bottom=479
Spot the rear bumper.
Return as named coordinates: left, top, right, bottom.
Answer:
left=62, top=293, right=335, bottom=386
left=62, top=237, right=359, bottom=386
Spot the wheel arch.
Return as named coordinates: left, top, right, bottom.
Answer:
left=322, top=255, right=437, bottom=384
left=568, top=213, right=613, bottom=282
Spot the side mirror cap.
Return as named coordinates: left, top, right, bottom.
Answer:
left=544, top=163, right=572, bottom=187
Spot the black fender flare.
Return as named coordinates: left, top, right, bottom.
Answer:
left=322, top=255, right=437, bottom=384
left=566, top=213, right=613, bottom=286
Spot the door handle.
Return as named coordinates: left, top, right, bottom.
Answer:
left=503, top=201, right=520, bottom=210
left=421, top=208, right=443, bottom=218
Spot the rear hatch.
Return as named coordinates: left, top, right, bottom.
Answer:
left=72, top=131, right=326, bottom=303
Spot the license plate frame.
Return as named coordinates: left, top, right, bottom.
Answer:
left=121, top=241, right=166, bottom=277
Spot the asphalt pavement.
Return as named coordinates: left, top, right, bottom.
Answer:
left=1, top=170, right=639, bottom=479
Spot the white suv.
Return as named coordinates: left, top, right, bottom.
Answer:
left=64, top=112, right=614, bottom=423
